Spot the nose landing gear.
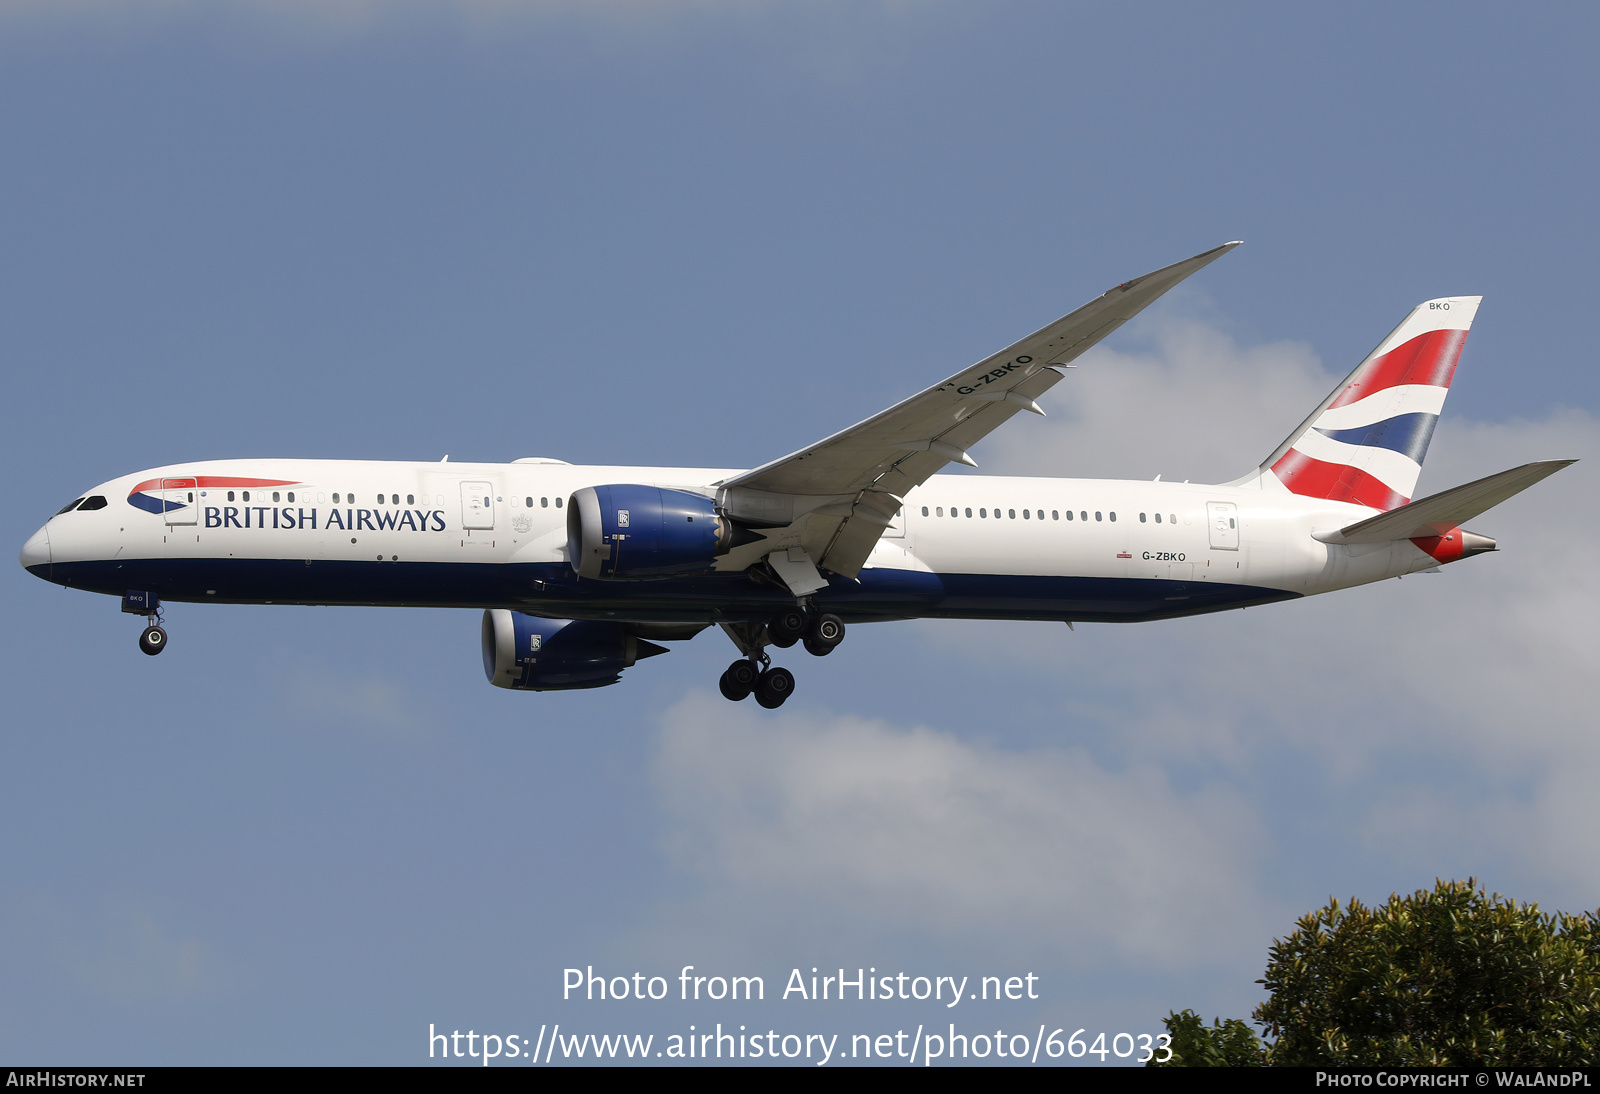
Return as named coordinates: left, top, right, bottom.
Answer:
left=122, top=590, right=167, bottom=656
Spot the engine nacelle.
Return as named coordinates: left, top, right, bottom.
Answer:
left=567, top=485, right=758, bottom=579
left=481, top=610, right=668, bottom=691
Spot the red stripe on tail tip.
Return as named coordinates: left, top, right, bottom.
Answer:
left=1271, top=450, right=1409, bottom=511
left=1327, top=328, right=1469, bottom=409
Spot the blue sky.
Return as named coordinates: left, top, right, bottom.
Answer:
left=3, top=1, right=1597, bottom=1065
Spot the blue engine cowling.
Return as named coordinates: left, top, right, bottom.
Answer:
left=481, top=610, right=668, bottom=691
left=567, top=485, right=759, bottom=580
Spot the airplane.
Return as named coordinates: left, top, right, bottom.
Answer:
left=19, top=242, right=1575, bottom=709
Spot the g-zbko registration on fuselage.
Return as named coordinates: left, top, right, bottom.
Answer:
left=19, top=243, right=1575, bottom=708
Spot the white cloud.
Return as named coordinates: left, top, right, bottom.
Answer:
left=982, top=317, right=1335, bottom=485
left=651, top=691, right=1274, bottom=970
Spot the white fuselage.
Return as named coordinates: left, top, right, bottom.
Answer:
left=23, top=457, right=1441, bottom=625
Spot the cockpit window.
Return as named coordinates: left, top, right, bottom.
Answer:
left=56, top=498, right=85, bottom=515
left=77, top=496, right=108, bottom=511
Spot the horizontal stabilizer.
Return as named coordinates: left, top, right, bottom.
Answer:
left=1317, top=460, right=1576, bottom=544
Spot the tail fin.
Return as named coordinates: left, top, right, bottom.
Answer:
left=1251, top=296, right=1481, bottom=511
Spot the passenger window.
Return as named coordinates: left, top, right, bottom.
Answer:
left=964, top=508, right=971, bottom=518
left=1022, top=509, right=1029, bottom=519
left=1155, top=513, right=1161, bottom=523
left=979, top=509, right=987, bottom=518
left=1095, top=511, right=1102, bottom=521
left=1110, top=512, right=1117, bottom=522
left=936, top=507, right=943, bottom=517
left=288, top=492, right=295, bottom=503
left=1009, top=509, right=1016, bottom=519
left=228, top=491, right=236, bottom=502
left=78, top=496, right=108, bottom=511
left=556, top=497, right=563, bottom=508
left=1080, top=511, right=1088, bottom=521
left=407, top=495, right=414, bottom=505
left=525, top=497, right=533, bottom=508
left=1052, top=510, right=1059, bottom=520
left=332, top=493, right=339, bottom=503
left=1170, top=514, right=1176, bottom=524
left=1140, top=512, right=1146, bottom=522
left=242, top=490, right=250, bottom=502
left=1036, top=510, right=1043, bottom=520
left=542, top=497, right=549, bottom=508
left=1229, top=517, right=1236, bottom=528
left=1065, top=510, right=1073, bottom=521
left=921, top=506, right=929, bottom=516
left=56, top=498, right=84, bottom=515
left=272, top=492, right=280, bottom=502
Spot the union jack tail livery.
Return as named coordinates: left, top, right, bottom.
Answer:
left=1253, top=296, right=1481, bottom=511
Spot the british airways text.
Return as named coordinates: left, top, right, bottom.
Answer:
left=203, top=507, right=448, bottom=531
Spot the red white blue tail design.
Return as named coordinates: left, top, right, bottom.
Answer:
left=1256, top=296, right=1480, bottom=511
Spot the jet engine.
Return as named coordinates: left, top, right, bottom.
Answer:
left=481, top=610, right=668, bottom=691
left=567, top=485, right=762, bottom=579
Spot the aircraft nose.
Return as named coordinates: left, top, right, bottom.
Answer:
left=19, top=525, right=51, bottom=573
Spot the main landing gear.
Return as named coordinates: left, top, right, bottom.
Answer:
left=717, top=606, right=845, bottom=707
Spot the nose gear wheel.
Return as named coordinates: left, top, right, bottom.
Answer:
left=139, top=625, right=167, bottom=656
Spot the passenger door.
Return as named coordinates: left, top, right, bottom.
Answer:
left=461, top=482, right=496, bottom=530
left=162, top=478, right=197, bottom=526
left=1206, top=501, right=1239, bottom=550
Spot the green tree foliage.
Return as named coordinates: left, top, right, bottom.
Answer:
left=1148, top=1009, right=1267, bottom=1066
left=1154, top=880, right=1600, bottom=1066
left=1256, top=879, right=1600, bottom=1065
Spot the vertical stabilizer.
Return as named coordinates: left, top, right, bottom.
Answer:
left=1250, top=296, right=1480, bottom=511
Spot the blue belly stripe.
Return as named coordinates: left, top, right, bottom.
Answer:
left=40, top=557, right=1299, bottom=626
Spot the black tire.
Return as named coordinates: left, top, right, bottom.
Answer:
left=754, top=666, right=795, bottom=709
left=802, top=635, right=834, bottom=657
left=139, top=626, right=167, bottom=656
left=720, top=659, right=758, bottom=701
left=768, top=608, right=807, bottom=647
left=808, top=612, right=845, bottom=647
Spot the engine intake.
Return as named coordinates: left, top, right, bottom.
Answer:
left=567, top=485, right=760, bottom=580
left=481, top=610, right=668, bottom=691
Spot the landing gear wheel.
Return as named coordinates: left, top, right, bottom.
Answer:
left=719, top=659, right=760, bottom=701
left=139, top=626, right=167, bottom=656
left=754, top=666, right=795, bottom=709
left=768, top=608, right=807, bottom=648
left=803, top=635, right=834, bottom=657
left=807, top=613, right=845, bottom=649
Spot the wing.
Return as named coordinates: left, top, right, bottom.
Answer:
left=718, top=241, right=1241, bottom=580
